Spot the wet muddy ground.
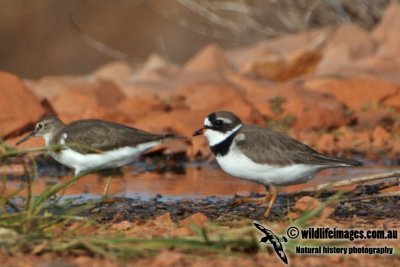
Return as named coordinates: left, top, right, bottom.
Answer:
left=1, top=155, right=400, bottom=267
left=78, top=189, right=400, bottom=224
left=3, top=155, right=400, bottom=223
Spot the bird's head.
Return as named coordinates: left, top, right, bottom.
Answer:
left=193, top=111, right=243, bottom=146
left=16, top=115, right=64, bottom=145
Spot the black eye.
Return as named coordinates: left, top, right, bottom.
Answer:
left=214, top=120, right=223, bottom=126
left=38, top=124, right=43, bottom=129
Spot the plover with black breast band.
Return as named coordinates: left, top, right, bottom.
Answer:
left=193, top=111, right=363, bottom=219
left=17, top=115, right=181, bottom=176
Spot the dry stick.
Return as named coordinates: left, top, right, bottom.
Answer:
left=300, top=172, right=400, bottom=193
left=374, top=180, right=400, bottom=191
left=343, top=191, right=400, bottom=203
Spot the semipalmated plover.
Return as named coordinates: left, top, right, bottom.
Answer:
left=193, top=111, right=362, bottom=219
left=17, top=116, right=180, bottom=176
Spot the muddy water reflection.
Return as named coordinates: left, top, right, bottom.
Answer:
left=4, top=163, right=398, bottom=199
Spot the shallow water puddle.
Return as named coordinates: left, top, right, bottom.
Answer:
left=2, top=163, right=397, bottom=199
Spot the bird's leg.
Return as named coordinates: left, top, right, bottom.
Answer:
left=233, top=192, right=271, bottom=205
left=264, top=184, right=278, bottom=220
left=233, top=182, right=274, bottom=205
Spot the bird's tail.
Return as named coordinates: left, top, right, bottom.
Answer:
left=313, top=153, right=364, bottom=167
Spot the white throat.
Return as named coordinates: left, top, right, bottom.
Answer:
left=42, top=132, right=54, bottom=146
left=204, top=124, right=243, bottom=146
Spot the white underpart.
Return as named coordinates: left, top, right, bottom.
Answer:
left=216, top=139, right=321, bottom=186
left=204, top=124, right=243, bottom=146
left=49, top=141, right=160, bottom=176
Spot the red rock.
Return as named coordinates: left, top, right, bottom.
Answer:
left=146, top=213, right=177, bottom=236
left=238, top=81, right=351, bottom=131
left=189, top=137, right=209, bottom=159
left=242, top=48, right=322, bottom=81
left=89, top=79, right=126, bottom=107
left=0, top=72, right=46, bottom=138
left=183, top=43, right=230, bottom=74
left=138, top=54, right=180, bottom=79
left=172, top=226, right=192, bottom=237
left=227, top=28, right=329, bottom=67
left=180, top=212, right=208, bottom=227
left=49, top=79, right=129, bottom=122
left=27, top=76, right=126, bottom=104
left=92, top=61, right=135, bottom=85
left=295, top=196, right=321, bottom=211
left=118, top=79, right=178, bottom=99
left=132, top=109, right=212, bottom=157
left=117, top=95, right=169, bottom=121
left=356, top=108, right=394, bottom=129
left=52, top=90, right=129, bottom=123
left=390, top=137, right=400, bottom=157
left=92, top=55, right=191, bottom=99
left=111, top=220, right=133, bottom=231
left=288, top=211, right=299, bottom=220
left=372, top=3, right=400, bottom=58
left=133, top=109, right=203, bottom=137
left=229, top=28, right=340, bottom=80
left=26, top=75, right=89, bottom=100
left=315, top=134, right=336, bottom=154
left=51, top=90, right=96, bottom=117
left=335, top=127, right=371, bottom=152
left=292, top=131, right=319, bottom=147
left=304, top=76, right=400, bottom=111
left=317, top=24, right=376, bottom=75
left=372, top=126, right=390, bottom=148
left=178, top=81, right=257, bottom=123
left=383, top=93, right=400, bottom=110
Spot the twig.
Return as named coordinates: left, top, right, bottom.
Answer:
left=300, top=172, right=400, bottom=193
left=342, top=191, right=400, bottom=203
left=68, top=13, right=143, bottom=65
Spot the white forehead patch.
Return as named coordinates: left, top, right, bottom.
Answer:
left=204, top=117, right=212, bottom=127
left=204, top=117, right=232, bottom=127
left=219, top=117, right=233, bottom=124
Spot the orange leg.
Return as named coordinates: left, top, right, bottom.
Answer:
left=233, top=194, right=270, bottom=205
left=263, top=185, right=278, bottom=220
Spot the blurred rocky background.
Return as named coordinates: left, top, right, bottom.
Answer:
left=1, top=0, right=400, bottom=163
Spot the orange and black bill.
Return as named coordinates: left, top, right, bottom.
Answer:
left=193, top=128, right=205, bottom=136
left=16, top=131, right=35, bottom=145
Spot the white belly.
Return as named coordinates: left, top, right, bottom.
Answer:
left=50, top=141, right=160, bottom=175
left=216, top=148, right=321, bottom=186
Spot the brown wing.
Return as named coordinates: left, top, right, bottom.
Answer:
left=55, top=119, right=172, bottom=154
left=236, top=125, right=362, bottom=167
